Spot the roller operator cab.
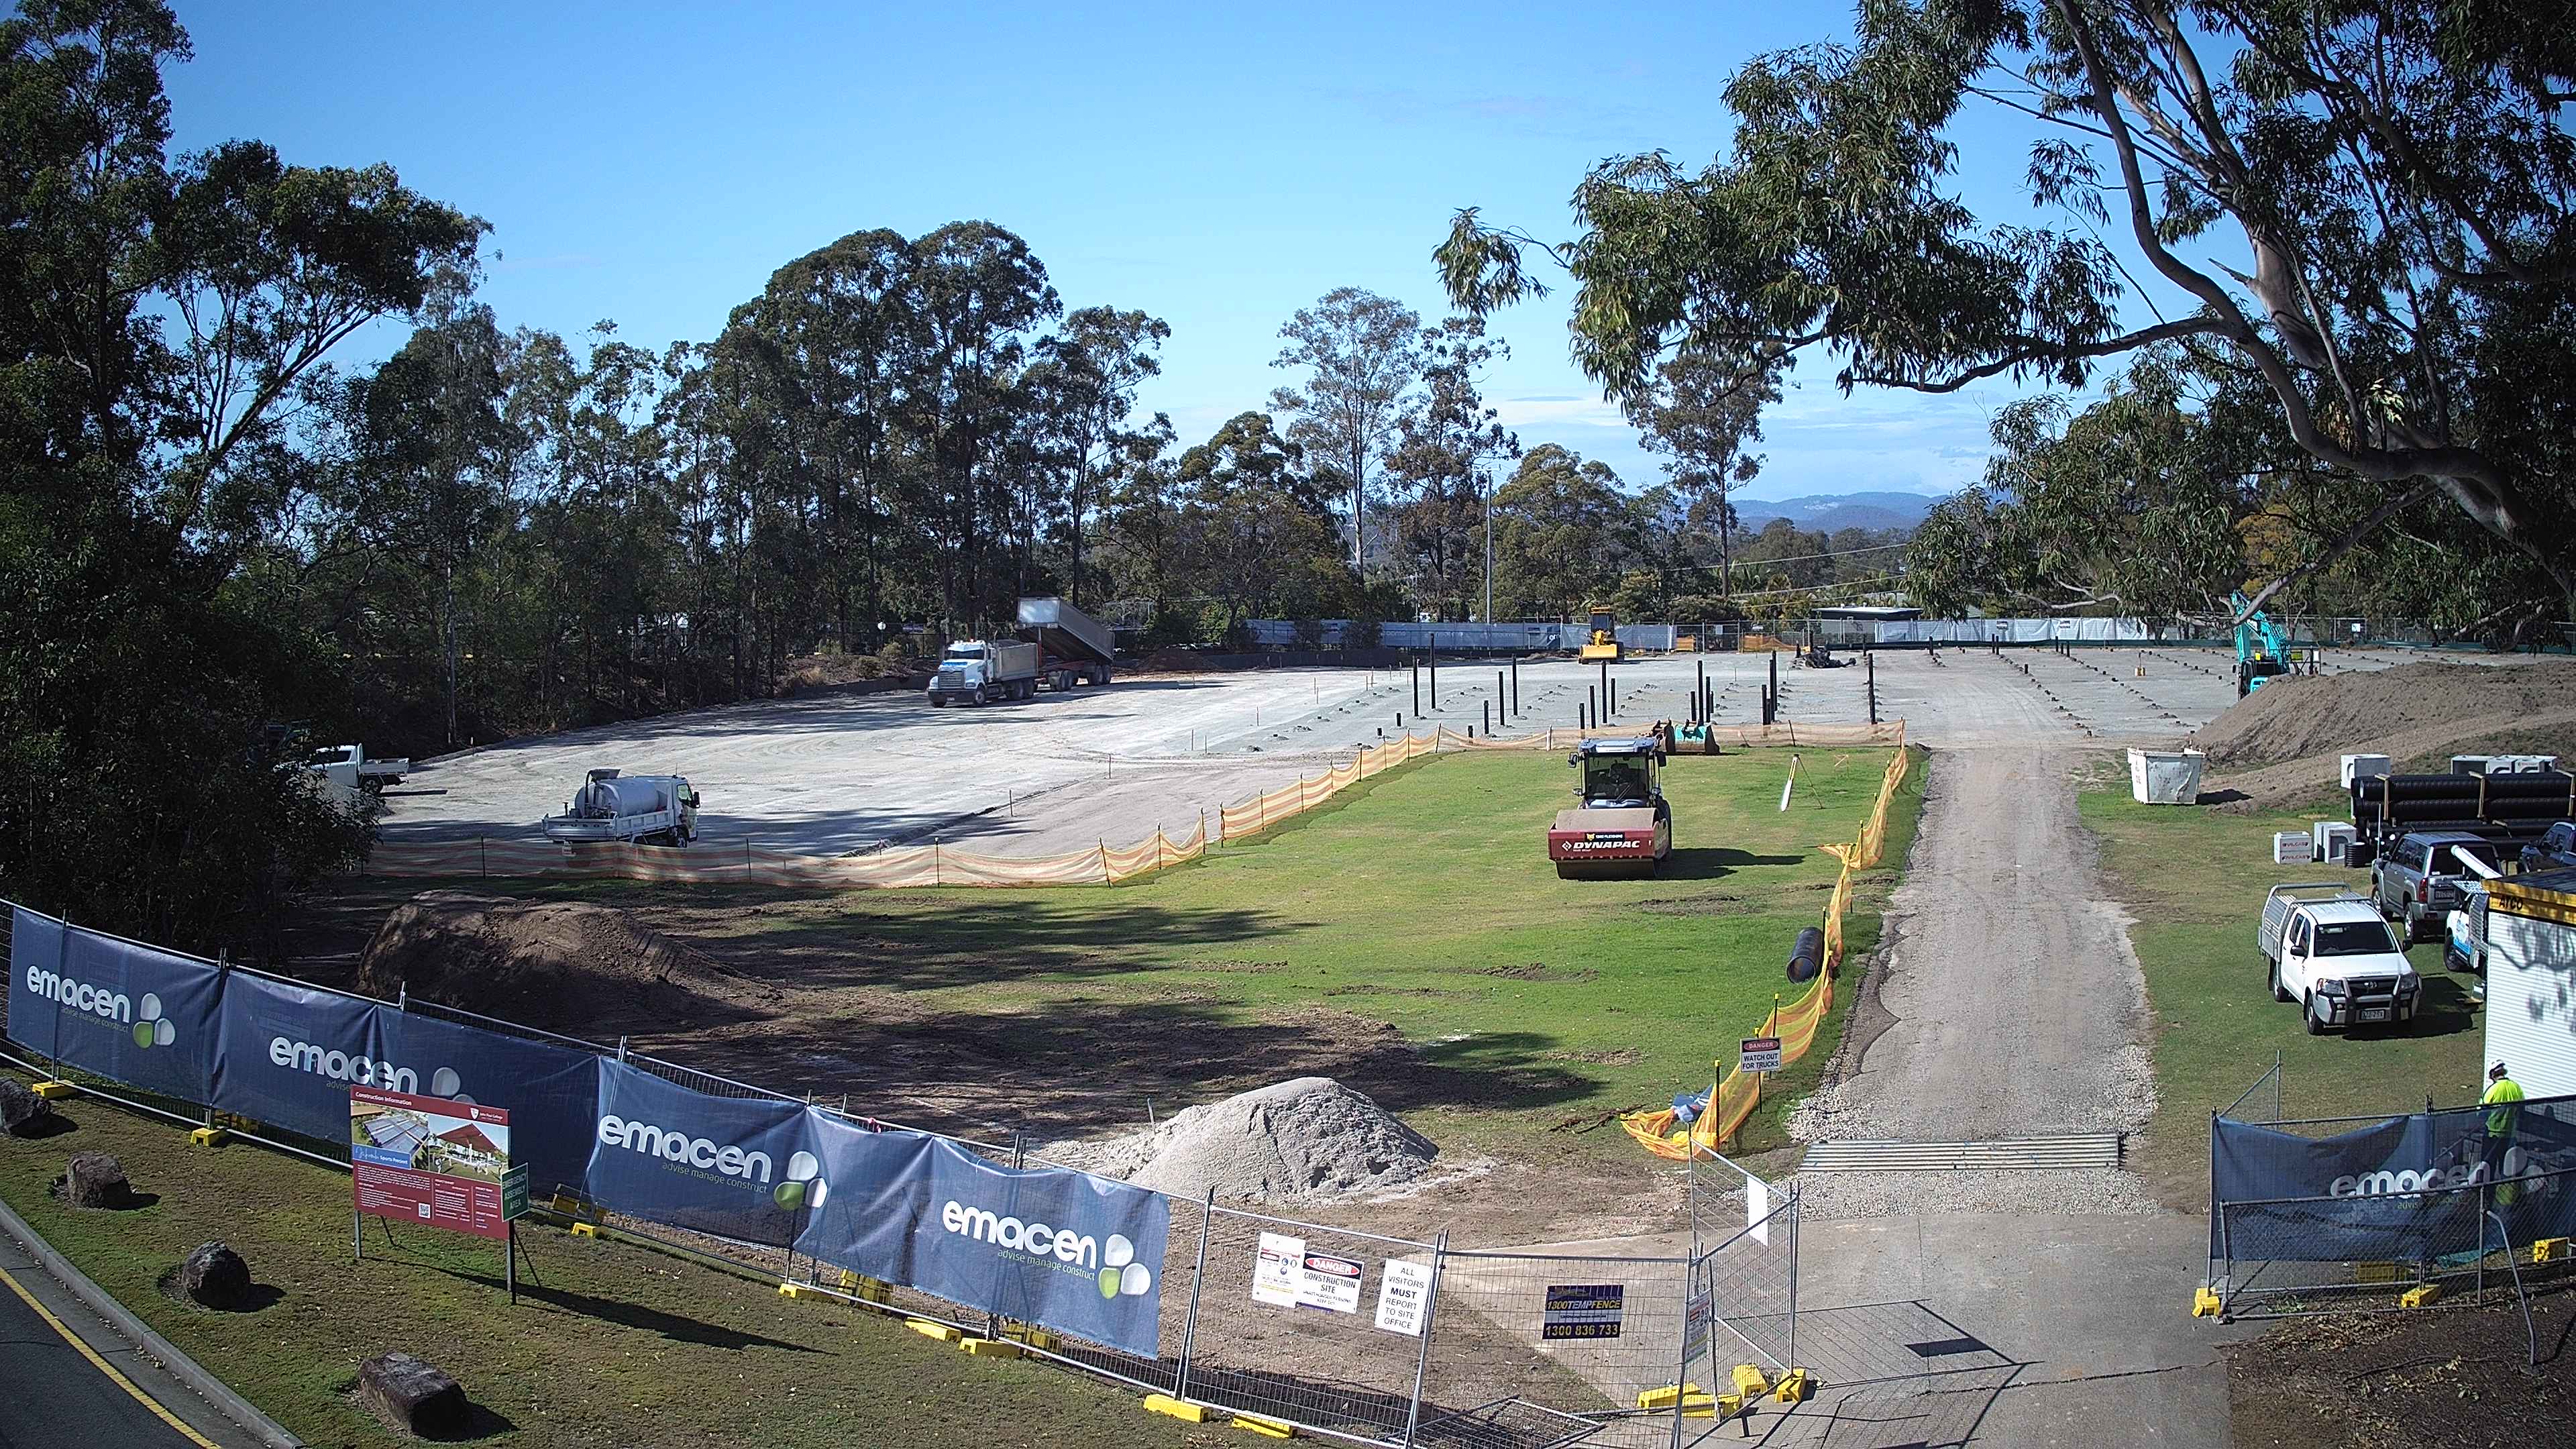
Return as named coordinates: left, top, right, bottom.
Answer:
left=1548, top=736, right=1673, bottom=878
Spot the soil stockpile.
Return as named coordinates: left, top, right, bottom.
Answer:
left=2190, top=657, right=2576, bottom=768
left=1049, top=1077, right=1438, bottom=1203
left=355, top=892, right=776, bottom=1032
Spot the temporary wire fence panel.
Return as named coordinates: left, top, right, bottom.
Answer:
left=1171, top=1206, right=1442, bottom=1445
left=1684, top=1150, right=1801, bottom=1377
left=1422, top=1248, right=1693, bottom=1448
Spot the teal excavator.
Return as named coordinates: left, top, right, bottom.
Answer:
left=2231, top=590, right=2292, bottom=698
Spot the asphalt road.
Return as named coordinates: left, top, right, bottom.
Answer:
left=0, top=1235, right=265, bottom=1449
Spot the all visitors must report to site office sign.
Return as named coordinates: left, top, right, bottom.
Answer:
left=351, top=1085, right=518, bottom=1240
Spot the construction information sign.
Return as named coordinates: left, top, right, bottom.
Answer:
left=1739, top=1036, right=1783, bottom=1073
left=350, top=1085, right=511, bottom=1240
left=1252, top=1232, right=1304, bottom=1307
left=1374, top=1259, right=1432, bottom=1335
left=1542, top=1284, right=1625, bottom=1340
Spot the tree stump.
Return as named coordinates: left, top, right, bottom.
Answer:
left=178, top=1242, right=252, bottom=1310
left=0, top=1079, right=55, bottom=1137
left=357, top=1352, right=468, bottom=1437
left=62, top=1152, right=128, bottom=1208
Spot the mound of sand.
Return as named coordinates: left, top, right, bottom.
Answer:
left=355, top=892, right=775, bottom=1032
left=1049, top=1077, right=1438, bottom=1204
left=2191, top=658, right=2576, bottom=769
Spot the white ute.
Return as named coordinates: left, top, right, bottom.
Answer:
left=2259, top=883, right=2422, bottom=1034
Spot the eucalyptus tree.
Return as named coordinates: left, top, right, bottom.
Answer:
left=1038, top=307, right=1171, bottom=604
left=1269, top=288, right=1427, bottom=576
left=1632, top=350, right=1780, bottom=596
left=0, top=0, right=478, bottom=946
left=1385, top=317, right=1518, bottom=621
left=1438, top=1, right=2576, bottom=616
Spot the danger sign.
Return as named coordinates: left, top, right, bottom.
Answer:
left=1739, top=1036, right=1783, bottom=1073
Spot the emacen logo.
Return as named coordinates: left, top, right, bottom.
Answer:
left=266, top=1037, right=451, bottom=1095
left=940, top=1199, right=1151, bottom=1300
left=592, top=1122, right=830, bottom=1210
left=24, top=967, right=176, bottom=1049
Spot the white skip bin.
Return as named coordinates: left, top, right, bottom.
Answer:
left=2128, top=748, right=2206, bottom=805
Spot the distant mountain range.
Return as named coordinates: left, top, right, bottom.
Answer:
left=1731, top=491, right=1942, bottom=534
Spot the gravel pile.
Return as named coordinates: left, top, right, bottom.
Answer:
left=1041, top=1077, right=1438, bottom=1204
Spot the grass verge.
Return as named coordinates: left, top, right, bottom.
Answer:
left=0, top=1088, right=1201, bottom=1449
left=2078, top=769, right=2486, bottom=1208
left=484, top=745, right=1923, bottom=1165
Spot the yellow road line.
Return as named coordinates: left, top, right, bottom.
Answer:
left=0, top=1260, right=223, bottom=1449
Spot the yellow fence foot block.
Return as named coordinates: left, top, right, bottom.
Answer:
left=1772, top=1368, right=1816, bottom=1403
left=2535, top=1237, right=2570, bottom=1265
left=1002, top=1324, right=1057, bottom=1350
left=30, top=1081, right=74, bottom=1100
left=1731, top=1363, right=1772, bottom=1397
left=1143, top=1394, right=1212, bottom=1424
left=2192, top=1285, right=2223, bottom=1318
left=777, top=1283, right=812, bottom=1299
left=906, top=1318, right=962, bottom=1344
left=1634, top=1382, right=1705, bottom=1411
left=1230, top=1411, right=1296, bottom=1438
left=568, top=1222, right=597, bottom=1238
left=2400, top=1284, right=2442, bottom=1308
left=959, top=1338, right=1022, bottom=1358
left=187, top=1126, right=229, bottom=1147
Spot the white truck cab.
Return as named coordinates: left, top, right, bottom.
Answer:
left=2260, top=884, right=2421, bottom=1034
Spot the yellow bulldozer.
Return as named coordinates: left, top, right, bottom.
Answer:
left=1579, top=606, right=1621, bottom=662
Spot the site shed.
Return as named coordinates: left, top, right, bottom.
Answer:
left=2483, top=867, right=2576, bottom=1099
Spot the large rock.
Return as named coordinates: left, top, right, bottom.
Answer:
left=357, top=1352, right=468, bottom=1437
left=62, top=1151, right=128, bottom=1209
left=0, top=1079, right=56, bottom=1137
left=177, top=1242, right=252, bottom=1310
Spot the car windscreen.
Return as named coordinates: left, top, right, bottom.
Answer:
left=2316, top=920, right=2399, bottom=957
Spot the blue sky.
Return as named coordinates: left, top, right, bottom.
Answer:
left=163, top=1, right=2089, bottom=502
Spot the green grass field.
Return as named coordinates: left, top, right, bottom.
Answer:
left=672, top=745, right=1923, bottom=1162
left=2079, top=771, right=2487, bottom=1206
left=0, top=1091, right=1200, bottom=1449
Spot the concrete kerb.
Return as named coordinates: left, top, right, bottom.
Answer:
left=0, top=1193, right=304, bottom=1449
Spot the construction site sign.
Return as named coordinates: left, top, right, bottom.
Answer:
left=1541, top=1283, right=1625, bottom=1340
left=1739, top=1036, right=1784, bottom=1073
left=350, top=1085, right=513, bottom=1240
left=1374, top=1259, right=1432, bottom=1335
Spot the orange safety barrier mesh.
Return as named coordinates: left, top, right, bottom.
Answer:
left=1621, top=727, right=1912, bottom=1160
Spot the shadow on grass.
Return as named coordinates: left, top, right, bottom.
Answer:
left=667, top=994, right=1599, bottom=1136
left=439, top=1267, right=824, bottom=1354
left=1659, top=847, right=1808, bottom=881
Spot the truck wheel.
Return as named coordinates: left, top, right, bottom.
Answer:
left=2271, top=959, right=2290, bottom=1003
left=972, top=687, right=985, bottom=706
left=2303, top=991, right=2326, bottom=1035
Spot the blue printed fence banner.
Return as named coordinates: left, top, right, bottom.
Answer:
left=2214, top=1095, right=2576, bottom=1261
left=789, top=1121, right=1168, bottom=1358
left=8, top=908, right=221, bottom=1103
left=585, top=1061, right=814, bottom=1246
left=2, top=906, right=1171, bottom=1358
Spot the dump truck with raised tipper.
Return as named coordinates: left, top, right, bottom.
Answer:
left=2259, top=883, right=2421, bottom=1034
left=1548, top=735, right=1672, bottom=878
left=543, top=769, right=700, bottom=846
left=1018, top=596, right=1115, bottom=690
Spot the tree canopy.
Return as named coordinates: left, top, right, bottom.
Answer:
left=1438, top=0, right=2576, bottom=620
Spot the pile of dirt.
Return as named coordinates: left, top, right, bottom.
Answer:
left=2225, top=1278, right=2576, bottom=1449
left=2190, top=657, right=2576, bottom=769
left=354, top=892, right=777, bottom=1033
left=1046, top=1077, right=1439, bottom=1203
